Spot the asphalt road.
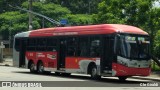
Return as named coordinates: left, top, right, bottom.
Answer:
left=0, top=66, right=159, bottom=90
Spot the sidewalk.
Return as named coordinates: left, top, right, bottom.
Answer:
left=0, top=57, right=13, bottom=66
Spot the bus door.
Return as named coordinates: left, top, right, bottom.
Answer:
left=57, top=38, right=66, bottom=70
left=101, top=36, right=114, bottom=74
left=19, top=39, right=26, bottom=67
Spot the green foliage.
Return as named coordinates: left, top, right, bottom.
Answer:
left=95, top=0, right=153, bottom=26
left=151, top=60, right=160, bottom=70
left=154, top=30, right=160, bottom=58
left=142, top=8, right=160, bottom=54
left=22, top=1, right=71, bottom=27
left=47, top=0, right=102, bottom=14
left=0, top=1, right=72, bottom=39
left=22, top=1, right=71, bottom=18
left=64, top=14, right=94, bottom=25
left=0, top=0, right=27, bottom=13
left=0, top=11, right=28, bottom=40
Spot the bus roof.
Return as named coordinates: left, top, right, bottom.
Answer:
left=15, top=24, right=148, bottom=38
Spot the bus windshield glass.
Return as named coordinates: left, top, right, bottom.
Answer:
left=117, top=34, right=150, bottom=60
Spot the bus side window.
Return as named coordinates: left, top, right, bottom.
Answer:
left=37, top=38, right=46, bottom=51
left=90, top=38, right=100, bottom=57
left=46, top=38, right=57, bottom=51
left=66, top=37, right=77, bottom=56
left=15, top=38, right=20, bottom=51
left=78, top=37, right=89, bottom=57
left=27, top=38, right=36, bottom=51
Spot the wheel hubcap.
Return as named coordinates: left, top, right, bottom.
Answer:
left=39, top=64, right=44, bottom=72
left=30, top=64, right=34, bottom=71
left=92, top=68, right=97, bottom=76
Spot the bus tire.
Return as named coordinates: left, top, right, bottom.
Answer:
left=55, top=72, right=61, bottom=76
left=29, top=61, right=36, bottom=73
left=43, top=71, right=51, bottom=75
left=118, top=76, right=127, bottom=81
left=37, top=61, right=44, bottom=74
left=90, top=65, right=101, bottom=80
left=62, top=73, right=71, bottom=76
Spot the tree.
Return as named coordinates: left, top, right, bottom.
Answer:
left=154, top=30, right=160, bottom=59
left=94, top=0, right=127, bottom=24
left=0, top=0, right=27, bottom=13
left=46, top=0, right=102, bottom=14
left=22, top=1, right=71, bottom=27
left=64, top=14, right=94, bottom=26
left=151, top=8, right=160, bottom=58
left=0, top=11, right=28, bottom=40
left=0, top=1, right=72, bottom=40
left=94, top=0, right=155, bottom=25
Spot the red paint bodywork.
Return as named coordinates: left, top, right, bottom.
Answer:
left=112, top=63, right=151, bottom=76
left=65, top=57, right=97, bottom=69
left=26, top=51, right=57, bottom=68
left=25, top=51, right=150, bottom=76
left=29, top=24, right=148, bottom=37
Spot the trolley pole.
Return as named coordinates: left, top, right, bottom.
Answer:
left=29, top=0, right=33, bottom=30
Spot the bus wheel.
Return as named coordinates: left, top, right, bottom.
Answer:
left=118, top=76, right=127, bottom=81
left=37, top=62, right=44, bottom=74
left=91, top=65, right=101, bottom=80
left=62, top=73, right=71, bottom=76
left=44, top=71, right=51, bottom=75
left=55, top=72, right=61, bottom=76
left=29, top=62, right=35, bottom=73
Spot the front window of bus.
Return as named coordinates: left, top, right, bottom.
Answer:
left=117, top=34, right=150, bottom=60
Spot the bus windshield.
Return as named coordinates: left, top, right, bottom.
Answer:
left=117, top=34, right=150, bottom=60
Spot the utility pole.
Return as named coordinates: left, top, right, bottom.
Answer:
left=88, top=0, right=91, bottom=14
left=29, top=0, right=33, bottom=30
left=0, top=42, right=5, bottom=63
left=9, top=21, right=12, bottom=53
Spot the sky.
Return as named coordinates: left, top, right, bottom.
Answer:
left=153, top=1, right=160, bottom=7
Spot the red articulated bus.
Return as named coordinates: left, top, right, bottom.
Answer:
left=13, top=24, right=151, bottom=81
